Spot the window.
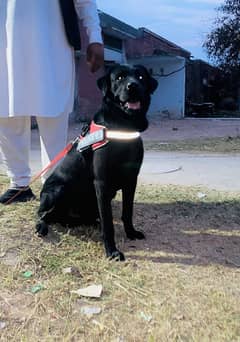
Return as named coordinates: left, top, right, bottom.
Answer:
left=103, top=34, right=123, bottom=51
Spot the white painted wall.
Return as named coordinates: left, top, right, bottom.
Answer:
left=148, top=58, right=186, bottom=118
left=130, top=56, right=186, bottom=119
left=104, top=47, right=125, bottom=63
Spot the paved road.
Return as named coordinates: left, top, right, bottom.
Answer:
left=140, top=151, right=240, bottom=192
left=1, top=148, right=240, bottom=192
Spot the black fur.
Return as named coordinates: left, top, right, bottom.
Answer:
left=36, top=64, right=158, bottom=261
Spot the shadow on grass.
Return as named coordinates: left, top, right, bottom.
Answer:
left=44, top=198, right=240, bottom=268
left=0, top=174, right=239, bottom=268
left=46, top=221, right=101, bottom=243
left=122, top=200, right=240, bottom=268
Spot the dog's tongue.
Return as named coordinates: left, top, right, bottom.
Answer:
left=126, top=101, right=140, bottom=110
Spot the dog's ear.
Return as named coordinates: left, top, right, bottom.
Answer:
left=97, top=74, right=109, bottom=96
left=134, top=64, right=158, bottom=94
left=97, top=64, right=119, bottom=96
left=149, top=76, right=158, bottom=94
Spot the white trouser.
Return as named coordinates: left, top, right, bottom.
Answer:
left=0, top=113, right=69, bottom=187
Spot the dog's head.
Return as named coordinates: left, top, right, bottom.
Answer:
left=97, top=64, right=158, bottom=130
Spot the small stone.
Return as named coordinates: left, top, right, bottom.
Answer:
left=62, top=266, right=82, bottom=278
left=80, top=306, right=102, bottom=317
left=0, top=321, right=6, bottom=329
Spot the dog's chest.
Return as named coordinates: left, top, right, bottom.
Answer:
left=92, top=139, right=144, bottom=179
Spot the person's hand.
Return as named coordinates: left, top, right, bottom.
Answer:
left=86, top=43, right=104, bottom=73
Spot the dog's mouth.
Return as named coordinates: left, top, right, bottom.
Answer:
left=125, top=101, right=141, bottom=110
left=120, top=100, right=141, bottom=112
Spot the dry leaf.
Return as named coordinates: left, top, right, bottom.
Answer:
left=71, top=284, right=103, bottom=298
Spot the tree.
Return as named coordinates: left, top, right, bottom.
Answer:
left=204, top=0, right=240, bottom=70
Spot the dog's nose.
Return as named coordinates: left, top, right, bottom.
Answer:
left=127, top=82, right=138, bottom=90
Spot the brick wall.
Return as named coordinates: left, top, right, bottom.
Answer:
left=126, top=29, right=190, bottom=59
left=73, top=23, right=103, bottom=122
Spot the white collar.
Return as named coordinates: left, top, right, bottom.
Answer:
left=106, top=130, right=140, bottom=140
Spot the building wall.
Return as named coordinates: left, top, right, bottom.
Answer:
left=104, top=47, right=125, bottom=63
left=126, top=29, right=190, bottom=59
left=73, top=23, right=127, bottom=122
left=126, top=29, right=188, bottom=119
left=74, top=46, right=124, bottom=122
left=73, top=20, right=188, bottom=121
left=151, top=59, right=185, bottom=118
left=74, top=55, right=103, bottom=121
left=129, top=57, right=186, bottom=119
left=71, top=23, right=102, bottom=121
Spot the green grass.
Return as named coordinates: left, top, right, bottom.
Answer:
left=0, top=177, right=240, bottom=341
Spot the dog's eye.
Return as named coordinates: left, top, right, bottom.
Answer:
left=117, top=75, right=123, bottom=81
left=138, top=75, right=143, bottom=80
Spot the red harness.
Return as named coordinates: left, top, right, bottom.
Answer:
left=34, top=121, right=140, bottom=180
left=29, top=121, right=105, bottom=186
left=4, top=121, right=139, bottom=204
left=80, top=121, right=141, bottom=150
left=86, top=121, right=108, bottom=150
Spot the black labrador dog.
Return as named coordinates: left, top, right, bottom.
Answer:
left=36, top=64, right=158, bottom=261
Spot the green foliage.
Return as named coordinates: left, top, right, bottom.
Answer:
left=204, top=0, right=240, bottom=70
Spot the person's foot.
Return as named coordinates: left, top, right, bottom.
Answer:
left=0, top=187, right=36, bottom=204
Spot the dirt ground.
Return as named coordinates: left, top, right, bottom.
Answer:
left=1, top=119, right=240, bottom=340
left=140, top=116, right=240, bottom=141
left=68, top=116, right=240, bottom=142
left=0, top=181, right=240, bottom=341
left=46, top=117, right=240, bottom=147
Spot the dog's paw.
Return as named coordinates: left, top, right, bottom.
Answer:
left=126, top=230, right=145, bottom=240
left=107, top=250, right=125, bottom=261
left=35, top=221, right=49, bottom=237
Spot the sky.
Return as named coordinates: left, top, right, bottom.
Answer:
left=97, top=0, right=223, bottom=62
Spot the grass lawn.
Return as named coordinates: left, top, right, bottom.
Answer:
left=0, top=176, right=240, bottom=341
left=144, top=136, right=240, bottom=153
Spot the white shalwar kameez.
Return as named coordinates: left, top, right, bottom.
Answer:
left=0, top=0, right=102, bottom=187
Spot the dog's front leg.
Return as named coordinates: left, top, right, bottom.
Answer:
left=122, top=181, right=145, bottom=240
left=94, top=180, right=125, bottom=261
left=36, top=186, right=64, bottom=237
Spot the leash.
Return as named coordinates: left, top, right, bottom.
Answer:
left=3, top=121, right=141, bottom=205
left=3, top=123, right=104, bottom=204
left=3, top=141, right=75, bottom=205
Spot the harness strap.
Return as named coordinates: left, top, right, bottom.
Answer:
left=76, top=121, right=140, bottom=151
left=4, top=121, right=141, bottom=204
left=76, top=122, right=106, bottom=152
left=30, top=141, right=74, bottom=184
left=4, top=141, right=75, bottom=205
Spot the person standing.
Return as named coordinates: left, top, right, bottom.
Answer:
left=0, top=0, right=104, bottom=204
